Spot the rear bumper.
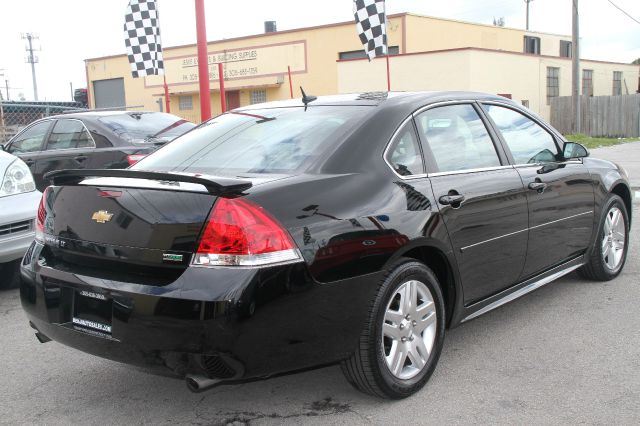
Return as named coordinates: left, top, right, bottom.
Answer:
left=0, top=190, right=41, bottom=263
left=20, top=242, right=380, bottom=381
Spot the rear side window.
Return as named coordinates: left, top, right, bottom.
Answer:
left=415, top=104, right=501, bottom=173
left=385, top=122, right=424, bottom=176
left=133, top=106, right=371, bottom=175
left=46, top=120, right=95, bottom=150
left=8, top=121, right=51, bottom=153
left=483, top=104, right=559, bottom=164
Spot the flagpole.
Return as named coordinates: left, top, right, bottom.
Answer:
left=195, top=0, right=211, bottom=121
left=385, top=54, right=390, bottom=92
left=163, top=76, right=170, bottom=113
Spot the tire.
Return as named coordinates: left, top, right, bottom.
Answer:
left=579, top=194, right=630, bottom=281
left=341, top=258, right=446, bottom=399
left=0, top=259, right=22, bottom=290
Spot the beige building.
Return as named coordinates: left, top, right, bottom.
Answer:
left=85, top=13, right=640, bottom=123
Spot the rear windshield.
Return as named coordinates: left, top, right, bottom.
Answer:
left=98, top=112, right=195, bottom=143
left=131, top=106, right=371, bottom=175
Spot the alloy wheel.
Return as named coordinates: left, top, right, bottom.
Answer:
left=382, top=279, right=437, bottom=380
left=602, top=206, right=626, bottom=271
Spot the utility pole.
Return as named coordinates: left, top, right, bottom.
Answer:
left=572, top=0, right=581, bottom=133
left=22, top=33, right=39, bottom=101
left=524, top=0, right=535, bottom=30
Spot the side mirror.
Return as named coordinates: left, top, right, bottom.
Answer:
left=0, top=144, right=5, bottom=152
left=563, top=142, right=589, bottom=160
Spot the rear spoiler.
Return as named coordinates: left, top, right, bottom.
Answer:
left=43, top=169, right=252, bottom=195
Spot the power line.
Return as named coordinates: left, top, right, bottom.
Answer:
left=606, top=0, right=640, bottom=25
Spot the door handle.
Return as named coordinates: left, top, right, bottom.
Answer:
left=74, top=155, right=88, bottom=162
left=23, top=159, right=35, bottom=167
left=439, top=194, right=465, bottom=206
left=528, top=181, right=548, bottom=192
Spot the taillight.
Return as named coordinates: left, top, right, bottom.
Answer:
left=127, top=154, right=146, bottom=166
left=35, top=187, right=51, bottom=243
left=193, top=197, right=301, bottom=267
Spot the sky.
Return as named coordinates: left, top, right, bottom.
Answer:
left=0, top=0, right=638, bottom=102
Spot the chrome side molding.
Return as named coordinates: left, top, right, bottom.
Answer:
left=461, top=259, right=584, bottom=323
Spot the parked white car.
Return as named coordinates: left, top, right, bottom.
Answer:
left=0, top=149, right=41, bottom=289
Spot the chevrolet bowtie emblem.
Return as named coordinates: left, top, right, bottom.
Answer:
left=91, top=210, right=114, bottom=224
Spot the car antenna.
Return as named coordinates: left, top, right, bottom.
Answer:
left=300, top=86, right=317, bottom=111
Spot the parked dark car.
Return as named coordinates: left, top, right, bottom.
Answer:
left=21, top=92, right=631, bottom=398
left=2, top=111, right=195, bottom=191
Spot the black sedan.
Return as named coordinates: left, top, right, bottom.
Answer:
left=2, top=111, right=194, bottom=191
left=20, top=92, right=631, bottom=399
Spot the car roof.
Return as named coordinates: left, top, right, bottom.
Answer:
left=236, top=91, right=513, bottom=111
left=45, top=110, right=163, bottom=120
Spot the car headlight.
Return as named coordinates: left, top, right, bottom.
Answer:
left=0, top=158, right=36, bottom=197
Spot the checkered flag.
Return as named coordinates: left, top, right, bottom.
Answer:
left=353, top=0, right=388, bottom=61
left=124, top=0, right=164, bottom=78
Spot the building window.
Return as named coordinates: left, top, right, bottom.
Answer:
left=179, top=95, right=193, bottom=110
left=582, top=70, right=594, bottom=96
left=559, top=40, right=572, bottom=58
left=339, top=46, right=400, bottom=60
left=522, top=100, right=530, bottom=108
left=250, top=89, right=267, bottom=104
left=524, top=36, right=541, bottom=55
left=613, top=71, right=622, bottom=96
left=546, top=67, right=560, bottom=105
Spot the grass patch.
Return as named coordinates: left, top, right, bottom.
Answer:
left=564, top=134, right=638, bottom=149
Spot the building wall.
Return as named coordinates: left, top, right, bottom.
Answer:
left=525, top=31, right=572, bottom=57
left=405, top=14, right=524, bottom=53
left=337, top=48, right=640, bottom=121
left=86, top=15, right=406, bottom=121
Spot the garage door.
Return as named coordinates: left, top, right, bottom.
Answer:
left=93, top=78, right=125, bottom=109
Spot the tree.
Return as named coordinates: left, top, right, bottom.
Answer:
left=632, top=58, right=640, bottom=65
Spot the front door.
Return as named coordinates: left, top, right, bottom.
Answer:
left=415, top=103, right=529, bottom=305
left=6, top=120, right=53, bottom=188
left=481, top=103, right=594, bottom=279
left=226, top=91, right=240, bottom=110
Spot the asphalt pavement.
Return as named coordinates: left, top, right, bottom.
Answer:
left=1, top=142, right=639, bottom=425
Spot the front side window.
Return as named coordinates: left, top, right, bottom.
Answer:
left=132, top=106, right=371, bottom=175
left=46, top=120, right=95, bottom=150
left=8, top=121, right=51, bottom=154
left=483, top=104, right=559, bottom=164
left=385, top=122, right=423, bottom=176
left=415, top=104, right=501, bottom=173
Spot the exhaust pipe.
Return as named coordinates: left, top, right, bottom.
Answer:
left=185, top=374, right=221, bottom=393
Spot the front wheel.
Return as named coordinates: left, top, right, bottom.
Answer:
left=579, top=194, right=630, bottom=281
left=341, top=259, right=445, bottom=399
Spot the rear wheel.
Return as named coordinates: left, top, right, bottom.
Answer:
left=341, top=259, right=445, bottom=399
left=0, top=260, right=21, bottom=290
left=579, top=194, right=629, bottom=281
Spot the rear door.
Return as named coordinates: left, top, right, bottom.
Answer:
left=481, top=103, right=594, bottom=279
left=415, top=102, right=529, bottom=305
left=35, top=119, right=97, bottom=190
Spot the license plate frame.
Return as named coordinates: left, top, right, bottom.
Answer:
left=72, top=290, right=113, bottom=334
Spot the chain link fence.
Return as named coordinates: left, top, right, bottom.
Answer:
left=0, top=102, right=145, bottom=144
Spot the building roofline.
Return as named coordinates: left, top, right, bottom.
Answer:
left=336, top=46, right=640, bottom=67
left=85, top=12, right=410, bottom=62
left=86, top=11, right=577, bottom=64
